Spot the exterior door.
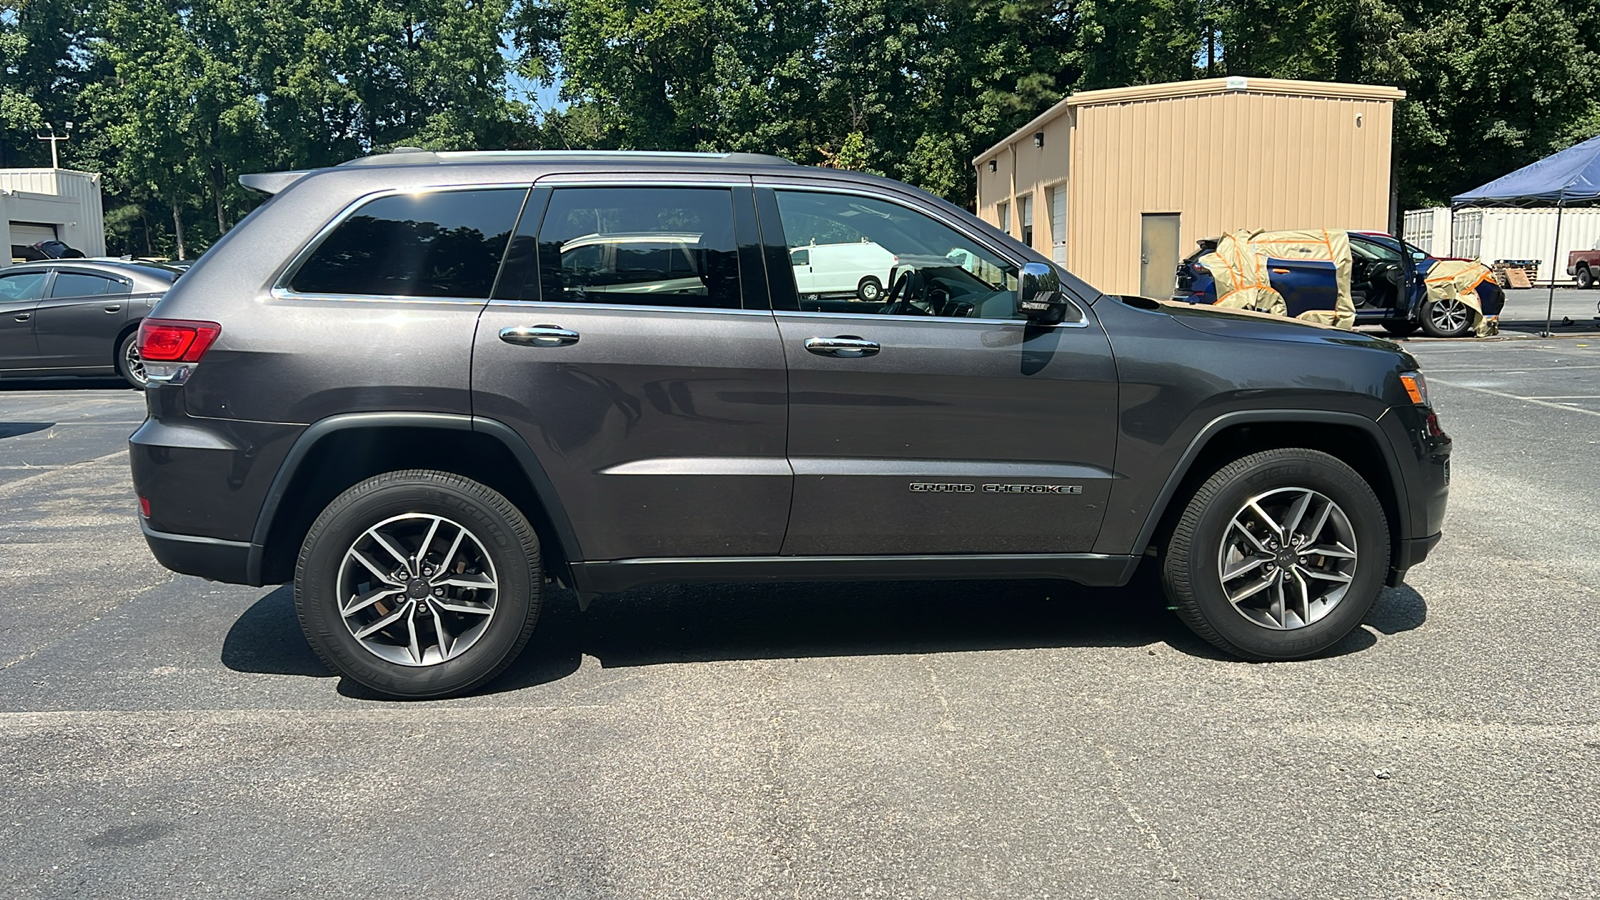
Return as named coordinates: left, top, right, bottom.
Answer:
left=1051, top=186, right=1067, bottom=265
left=1139, top=213, right=1181, bottom=299
left=473, top=182, right=791, bottom=562
left=0, top=269, right=48, bottom=369
left=34, top=270, right=132, bottom=368
left=758, top=186, right=1118, bottom=556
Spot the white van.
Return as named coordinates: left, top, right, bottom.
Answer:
left=790, top=241, right=898, bottom=300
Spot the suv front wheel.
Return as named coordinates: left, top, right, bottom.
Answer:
left=1162, top=449, right=1390, bottom=661
left=295, top=469, right=542, bottom=698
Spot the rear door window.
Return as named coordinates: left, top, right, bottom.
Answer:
left=503, top=187, right=743, bottom=310
left=289, top=188, right=528, bottom=298
left=50, top=272, right=119, bottom=298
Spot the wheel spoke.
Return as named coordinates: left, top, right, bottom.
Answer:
left=432, top=572, right=495, bottom=591
left=436, top=526, right=468, bottom=577
left=1222, top=555, right=1267, bottom=580
left=1299, top=567, right=1353, bottom=584
left=1268, top=575, right=1287, bottom=628
left=1291, top=570, right=1312, bottom=625
left=1246, top=501, right=1285, bottom=539
left=1306, top=542, right=1356, bottom=559
left=1227, top=573, right=1276, bottom=604
left=353, top=604, right=409, bottom=640
left=418, top=517, right=442, bottom=565
left=370, top=530, right=414, bottom=571
left=1230, top=519, right=1270, bottom=553
left=344, top=585, right=402, bottom=617
left=432, top=599, right=494, bottom=616
left=350, top=549, right=402, bottom=586
left=405, top=607, right=423, bottom=664
left=1304, top=500, right=1334, bottom=545
left=1283, top=490, right=1313, bottom=539
left=430, top=606, right=453, bottom=659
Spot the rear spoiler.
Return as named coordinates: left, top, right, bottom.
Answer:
left=239, top=170, right=311, bottom=196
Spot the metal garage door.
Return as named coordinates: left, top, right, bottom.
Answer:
left=11, top=223, right=56, bottom=247
left=1050, top=187, right=1066, bottom=264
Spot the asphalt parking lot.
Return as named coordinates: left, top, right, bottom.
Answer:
left=2, top=317, right=1599, bottom=898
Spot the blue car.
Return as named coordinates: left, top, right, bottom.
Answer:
left=1174, top=230, right=1506, bottom=338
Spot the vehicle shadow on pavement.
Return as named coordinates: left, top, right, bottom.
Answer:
left=0, top=377, right=133, bottom=391
left=220, top=579, right=1429, bottom=698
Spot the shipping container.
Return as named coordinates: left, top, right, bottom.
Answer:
left=1401, top=207, right=1452, bottom=257
left=1445, top=207, right=1600, bottom=285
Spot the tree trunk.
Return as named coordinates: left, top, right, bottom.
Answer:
left=213, top=163, right=228, bottom=234
left=171, top=198, right=187, bottom=261
left=142, top=211, right=152, bottom=257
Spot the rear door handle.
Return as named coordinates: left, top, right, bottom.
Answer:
left=104, top=305, right=122, bottom=313
left=500, top=325, right=580, bottom=347
left=804, top=336, right=879, bottom=358
left=14, top=313, right=29, bottom=322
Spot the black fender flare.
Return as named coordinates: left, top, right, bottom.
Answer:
left=1128, top=409, right=1411, bottom=557
left=244, top=411, right=583, bottom=585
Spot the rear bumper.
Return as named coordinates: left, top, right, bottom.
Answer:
left=140, top=518, right=253, bottom=584
left=1388, top=532, right=1441, bottom=587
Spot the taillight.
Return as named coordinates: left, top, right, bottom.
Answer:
left=1191, top=262, right=1208, bottom=274
left=139, top=319, right=221, bottom=362
left=137, top=318, right=221, bottom=385
left=138, top=496, right=151, bottom=518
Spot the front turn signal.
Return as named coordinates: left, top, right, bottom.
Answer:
left=1399, top=371, right=1429, bottom=406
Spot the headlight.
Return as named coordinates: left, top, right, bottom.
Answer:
left=1399, top=371, right=1429, bottom=406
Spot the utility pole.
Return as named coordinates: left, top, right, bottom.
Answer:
left=36, top=122, right=73, bottom=169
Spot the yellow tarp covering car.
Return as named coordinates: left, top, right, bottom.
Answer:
left=1199, top=229, right=1356, bottom=329
left=1420, top=259, right=1498, bottom=337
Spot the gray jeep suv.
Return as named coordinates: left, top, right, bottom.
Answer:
left=129, top=150, right=1450, bottom=698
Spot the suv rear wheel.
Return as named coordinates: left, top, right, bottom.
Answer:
left=1577, top=265, right=1594, bottom=289
left=295, top=469, right=542, bottom=698
left=1162, top=449, right=1389, bottom=661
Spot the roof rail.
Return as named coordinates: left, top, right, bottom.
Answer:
left=337, top=149, right=797, bottom=167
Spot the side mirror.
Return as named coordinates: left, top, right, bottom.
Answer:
left=1017, top=261, right=1068, bottom=323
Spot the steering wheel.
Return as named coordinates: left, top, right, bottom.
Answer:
left=1369, top=261, right=1403, bottom=287
left=880, top=267, right=921, bottom=315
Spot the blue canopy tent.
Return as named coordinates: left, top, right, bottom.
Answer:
left=1453, top=133, right=1600, bottom=336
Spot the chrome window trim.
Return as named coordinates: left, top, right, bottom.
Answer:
left=272, top=182, right=536, bottom=297
left=268, top=286, right=491, bottom=307
left=773, top=307, right=1089, bottom=328
left=483, top=298, right=773, bottom=317
left=755, top=180, right=1023, bottom=269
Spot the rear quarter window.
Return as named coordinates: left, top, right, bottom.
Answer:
left=289, top=188, right=528, bottom=299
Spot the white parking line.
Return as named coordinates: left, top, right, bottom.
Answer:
left=0, top=449, right=128, bottom=497
left=1429, top=378, right=1600, bottom=418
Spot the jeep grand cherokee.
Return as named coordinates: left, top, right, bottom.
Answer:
left=130, top=150, right=1450, bottom=698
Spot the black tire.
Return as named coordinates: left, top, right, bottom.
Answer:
left=1162, top=448, right=1390, bottom=661
left=1380, top=320, right=1418, bottom=338
left=295, top=469, right=542, bottom=699
left=857, top=276, right=883, bottom=302
left=116, top=329, right=149, bottom=389
left=1577, top=265, right=1594, bottom=290
left=1419, top=298, right=1474, bottom=338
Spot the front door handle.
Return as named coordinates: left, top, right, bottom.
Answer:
left=14, top=313, right=29, bottom=322
left=500, top=325, right=580, bottom=347
left=804, top=336, right=880, bottom=358
left=104, top=304, right=122, bottom=313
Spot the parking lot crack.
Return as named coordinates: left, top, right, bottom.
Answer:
left=1096, top=744, right=1198, bottom=898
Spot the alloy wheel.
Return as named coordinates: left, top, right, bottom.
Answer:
left=336, top=513, right=499, bottom=666
left=123, top=339, right=148, bottom=386
left=1428, top=298, right=1470, bottom=335
left=1216, top=487, right=1358, bottom=630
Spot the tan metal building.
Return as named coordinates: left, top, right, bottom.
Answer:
left=972, top=77, right=1405, bottom=297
